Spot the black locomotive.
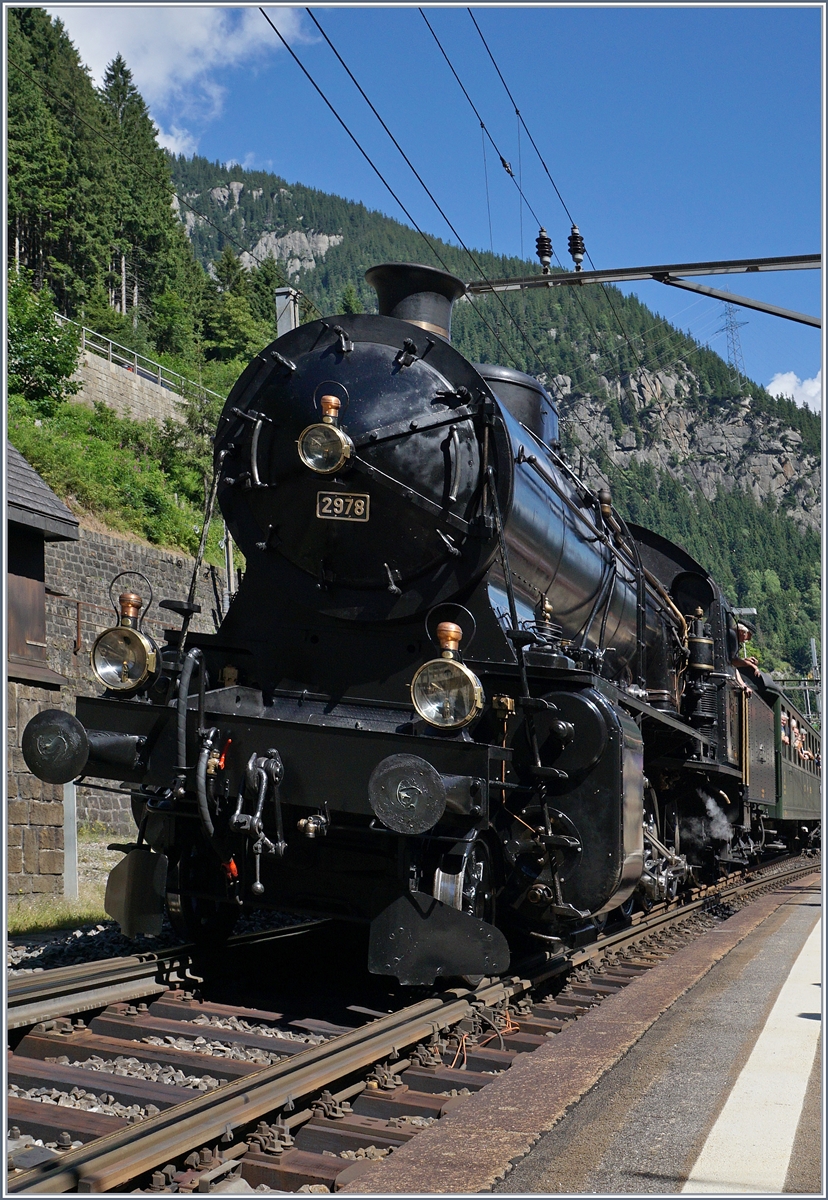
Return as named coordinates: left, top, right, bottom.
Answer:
left=23, top=263, right=821, bottom=985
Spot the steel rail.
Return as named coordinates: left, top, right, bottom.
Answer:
left=7, top=922, right=321, bottom=1029
left=568, top=857, right=820, bottom=970
left=8, top=977, right=527, bottom=1193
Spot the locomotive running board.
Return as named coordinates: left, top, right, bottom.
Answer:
left=368, top=891, right=510, bottom=987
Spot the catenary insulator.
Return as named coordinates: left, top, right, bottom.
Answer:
left=536, top=228, right=553, bottom=274
left=568, top=224, right=586, bottom=272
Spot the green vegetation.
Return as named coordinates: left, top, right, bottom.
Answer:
left=8, top=891, right=109, bottom=935
left=609, top=461, right=821, bottom=675
left=6, top=8, right=819, bottom=672
left=7, top=269, right=81, bottom=414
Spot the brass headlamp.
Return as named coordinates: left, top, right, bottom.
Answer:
left=410, top=621, right=484, bottom=730
left=91, top=591, right=158, bottom=692
left=297, top=394, right=354, bottom=474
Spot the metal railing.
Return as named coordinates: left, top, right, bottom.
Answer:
left=56, top=313, right=224, bottom=406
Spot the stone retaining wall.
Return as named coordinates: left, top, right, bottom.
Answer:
left=72, top=351, right=187, bottom=425
left=8, top=527, right=223, bottom=891
left=7, top=683, right=67, bottom=896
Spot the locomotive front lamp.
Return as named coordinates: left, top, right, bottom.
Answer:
left=297, top=394, right=354, bottom=474
left=91, top=592, right=158, bottom=692
left=410, top=621, right=484, bottom=729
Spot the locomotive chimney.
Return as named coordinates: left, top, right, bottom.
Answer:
left=365, top=263, right=467, bottom=341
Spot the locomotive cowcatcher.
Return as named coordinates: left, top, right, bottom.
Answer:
left=22, top=263, right=821, bottom=985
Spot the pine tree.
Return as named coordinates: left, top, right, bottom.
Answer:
left=339, top=282, right=363, bottom=314
left=98, top=54, right=201, bottom=331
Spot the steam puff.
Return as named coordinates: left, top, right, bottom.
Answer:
left=698, top=789, right=732, bottom=842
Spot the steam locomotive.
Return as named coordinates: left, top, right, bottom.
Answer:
left=23, top=263, right=821, bottom=986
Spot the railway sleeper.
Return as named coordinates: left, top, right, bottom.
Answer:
left=15, top=1031, right=264, bottom=1082
left=6, top=1095, right=128, bottom=1145
left=440, top=1045, right=516, bottom=1072
left=148, top=993, right=356, bottom=1039
left=240, top=1147, right=349, bottom=1192
left=7, top=1052, right=198, bottom=1110
left=353, top=1082, right=472, bottom=1120
left=398, top=1064, right=492, bottom=1093
left=293, top=1117, right=410, bottom=1156
left=89, top=1009, right=309, bottom=1056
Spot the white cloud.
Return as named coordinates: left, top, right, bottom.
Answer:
left=766, top=370, right=822, bottom=413
left=45, top=6, right=305, bottom=151
left=157, top=125, right=199, bottom=158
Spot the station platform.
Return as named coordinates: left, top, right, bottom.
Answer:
left=344, top=871, right=822, bottom=1196
left=496, top=875, right=822, bottom=1196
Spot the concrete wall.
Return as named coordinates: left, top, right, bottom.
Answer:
left=72, top=351, right=187, bottom=425
left=8, top=526, right=223, bottom=896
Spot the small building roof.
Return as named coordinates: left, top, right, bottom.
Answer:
left=6, top=441, right=79, bottom=541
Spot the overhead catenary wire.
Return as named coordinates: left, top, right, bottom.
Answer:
left=299, top=9, right=689, bottom=473
left=416, top=11, right=645, bottom=410
left=419, top=9, right=544, bottom=231
left=308, top=8, right=736, bottom=485
left=301, top=7, right=554, bottom=377
left=460, top=7, right=725, bottom=496
left=466, top=8, right=648, bottom=379
left=7, top=54, right=326, bottom=321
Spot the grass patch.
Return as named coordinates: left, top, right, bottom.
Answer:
left=7, top=394, right=227, bottom=563
left=8, top=885, right=109, bottom=936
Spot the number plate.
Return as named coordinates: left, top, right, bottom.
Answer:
left=316, top=492, right=370, bottom=522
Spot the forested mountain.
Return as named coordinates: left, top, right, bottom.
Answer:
left=6, top=9, right=820, bottom=675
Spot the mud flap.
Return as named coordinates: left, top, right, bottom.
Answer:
left=104, top=847, right=168, bottom=939
left=367, top=890, right=510, bottom=986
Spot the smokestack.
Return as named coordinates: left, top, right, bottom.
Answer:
left=365, top=262, right=467, bottom=341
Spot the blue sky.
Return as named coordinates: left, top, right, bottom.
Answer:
left=48, top=5, right=824, bottom=409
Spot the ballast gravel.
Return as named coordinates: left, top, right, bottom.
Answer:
left=47, top=1054, right=222, bottom=1091
left=188, top=1015, right=327, bottom=1044
left=140, top=1034, right=286, bottom=1065
left=8, top=908, right=311, bottom=975
left=7, top=1082, right=161, bottom=1122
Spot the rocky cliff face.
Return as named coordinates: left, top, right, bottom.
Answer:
left=551, top=363, right=820, bottom=534
left=237, top=229, right=343, bottom=276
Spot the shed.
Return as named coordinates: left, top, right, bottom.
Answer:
left=7, top=441, right=79, bottom=687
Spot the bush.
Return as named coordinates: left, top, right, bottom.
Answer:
left=7, top=270, right=80, bottom=415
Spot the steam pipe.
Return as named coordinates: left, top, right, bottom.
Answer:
left=196, top=727, right=219, bottom=841
left=177, top=648, right=203, bottom=771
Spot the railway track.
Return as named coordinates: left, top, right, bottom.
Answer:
left=7, top=856, right=819, bottom=1195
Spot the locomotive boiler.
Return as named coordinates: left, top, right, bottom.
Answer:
left=22, top=263, right=820, bottom=985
